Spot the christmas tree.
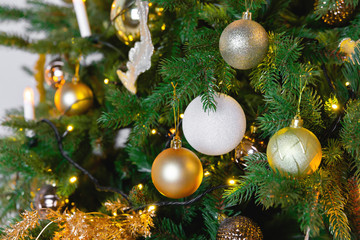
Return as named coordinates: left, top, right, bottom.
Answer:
left=0, top=0, right=359, bottom=239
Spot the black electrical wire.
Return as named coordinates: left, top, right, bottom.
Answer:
left=39, top=118, right=231, bottom=212
left=40, top=118, right=131, bottom=203
left=128, top=184, right=229, bottom=212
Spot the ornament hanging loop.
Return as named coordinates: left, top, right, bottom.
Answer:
left=72, top=55, right=82, bottom=84
left=296, top=75, right=307, bottom=118
left=244, top=0, right=253, bottom=18
left=171, top=82, right=180, bottom=137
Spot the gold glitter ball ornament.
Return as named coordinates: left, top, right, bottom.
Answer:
left=267, top=116, right=322, bottom=176
left=219, top=11, right=269, bottom=70
left=151, top=137, right=203, bottom=199
left=54, top=81, right=93, bottom=116
left=216, top=215, right=263, bottom=240
left=317, top=0, right=355, bottom=25
left=45, top=59, right=65, bottom=89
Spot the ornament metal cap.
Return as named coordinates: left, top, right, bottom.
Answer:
left=242, top=10, right=252, bottom=20
left=72, top=75, right=79, bottom=84
left=250, top=124, right=258, bottom=134
left=170, top=136, right=182, bottom=149
left=290, top=115, right=303, bottom=128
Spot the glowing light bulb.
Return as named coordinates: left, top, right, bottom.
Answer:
left=138, top=184, right=143, bottom=190
left=169, top=128, right=176, bottom=134
left=179, top=113, right=184, bottom=119
left=104, top=78, right=110, bottom=84
left=345, top=82, right=350, bottom=86
left=204, top=171, right=210, bottom=176
left=332, top=104, right=339, bottom=110
left=128, top=35, right=134, bottom=42
left=148, top=205, right=156, bottom=212
left=228, top=179, right=236, bottom=185
left=69, top=176, right=77, bottom=183
left=67, top=125, right=74, bottom=132
left=151, top=129, right=157, bottom=135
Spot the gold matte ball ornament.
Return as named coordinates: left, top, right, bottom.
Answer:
left=219, top=11, right=269, bottom=70
left=54, top=81, right=93, bottom=116
left=151, top=137, right=203, bottom=199
left=266, top=116, right=322, bottom=176
left=216, top=215, right=263, bottom=240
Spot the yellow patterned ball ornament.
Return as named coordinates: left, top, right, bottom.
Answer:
left=54, top=81, right=93, bottom=116
left=219, top=10, right=269, bottom=70
left=151, top=137, right=203, bottom=199
left=267, top=116, right=322, bottom=176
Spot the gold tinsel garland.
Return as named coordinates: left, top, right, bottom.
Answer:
left=3, top=198, right=155, bottom=240
left=34, top=54, right=46, bottom=103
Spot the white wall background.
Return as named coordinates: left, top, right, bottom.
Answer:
left=0, top=0, right=64, bottom=136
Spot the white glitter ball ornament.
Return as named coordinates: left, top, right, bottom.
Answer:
left=182, top=94, right=246, bottom=156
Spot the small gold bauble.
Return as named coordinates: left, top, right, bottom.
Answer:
left=54, top=82, right=93, bottom=116
left=216, top=216, right=263, bottom=240
left=267, top=117, right=322, bottom=176
left=110, top=0, right=164, bottom=44
left=151, top=138, right=203, bottom=199
left=219, top=11, right=269, bottom=70
left=45, top=59, right=65, bottom=89
left=110, top=0, right=141, bottom=44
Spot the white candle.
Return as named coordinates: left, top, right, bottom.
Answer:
left=23, top=87, right=35, bottom=121
left=72, top=0, right=91, bottom=37
left=23, top=87, right=35, bottom=137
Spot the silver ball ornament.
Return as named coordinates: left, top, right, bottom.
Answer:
left=219, top=11, right=269, bottom=70
left=34, top=184, right=60, bottom=211
left=45, top=59, right=65, bottom=89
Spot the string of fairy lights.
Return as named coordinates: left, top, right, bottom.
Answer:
left=39, top=117, right=235, bottom=212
